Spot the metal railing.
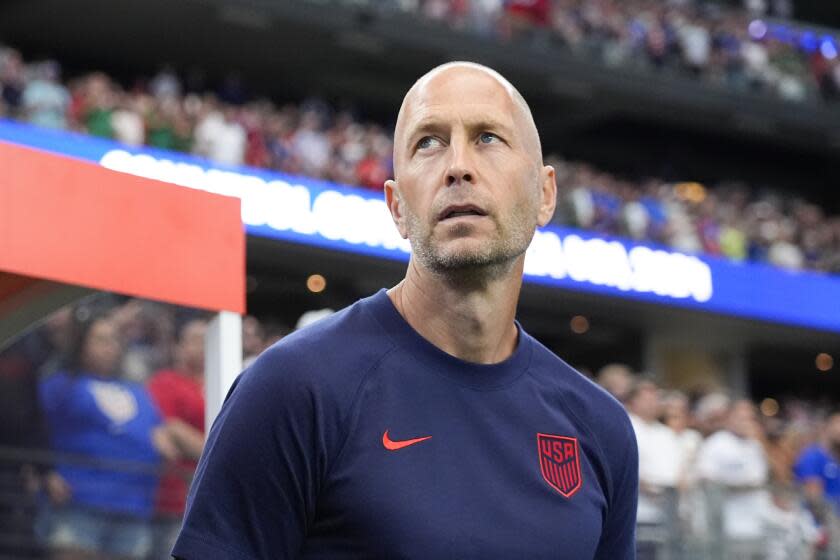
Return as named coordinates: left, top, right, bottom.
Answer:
left=2, top=446, right=839, bottom=558
left=635, top=481, right=840, bottom=559
left=0, top=446, right=194, bottom=560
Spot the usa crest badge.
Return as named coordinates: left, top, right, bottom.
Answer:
left=537, top=433, right=583, bottom=498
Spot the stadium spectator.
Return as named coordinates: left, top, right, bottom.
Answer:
left=1, top=40, right=839, bottom=274
left=111, top=300, right=176, bottom=383
left=193, top=102, right=246, bottom=166
left=0, top=46, right=24, bottom=113
left=21, top=61, right=69, bottom=130
left=764, top=421, right=808, bottom=486
left=695, top=399, right=771, bottom=540
left=149, top=65, right=182, bottom=101
left=73, top=73, right=117, bottom=139
left=627, top=379, right=682, bottom=534
left=794, top=411, right=840, bottom=523
left=662, top=391, right=703, bottom=488
left=292, top=107, right=332, bottom=178
left=759, top=484, right=820, bottom=560
left=503, top=0, right=551, bottom=39
left=147, top=318, right=209, bottom=560
left=37, top=312, right=179, bottom=560
left=111, top=92, right=146, bottom=147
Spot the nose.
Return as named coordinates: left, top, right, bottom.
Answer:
left=446, top=167, right=473, bottom=187
left=445, top=138, right=475, bottom=187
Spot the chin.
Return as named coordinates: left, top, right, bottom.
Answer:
left=437, top=239, right=491, bottom=259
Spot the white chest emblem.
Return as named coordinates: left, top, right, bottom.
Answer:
left=89, top=381, right=138, bottom=425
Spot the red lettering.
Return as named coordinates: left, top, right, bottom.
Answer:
left=541, top=439, right=553, bottom=458
left=564, top=442, right=575, bottom=459
left=552, top=441, right=565, bottom=462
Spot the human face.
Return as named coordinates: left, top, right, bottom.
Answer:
left=663, top=398, right=690, bottom=432
left=81, top=318, right=123, bottom=376
left=729, top=401, right=759, bottom=439
left=177, top=320, right=207, bottom=374
left=386, top=67, right=555, bottom=275
left=631, top=382, right=660, bottom=422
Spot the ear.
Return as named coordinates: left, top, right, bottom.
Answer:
left=384, top=179, right=409, bottom=239
left=536, top=165, right=557, bottom=228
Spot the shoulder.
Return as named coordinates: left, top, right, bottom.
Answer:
left=234, top=295, right=396, bottom=410
left=39, top=370, right=81, bottom=397
left=527, top=336, right=632, bottom=429
left=525, top=335, right=635, bottom=454
left=147, top=369, right=178, bottom=390
left=797, top=444, right=827, bottom=463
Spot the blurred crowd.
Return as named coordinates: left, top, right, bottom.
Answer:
left=1, top=41, right=839, bottom=274
left=595, top=363, right=840, bottom=559
left=551, top=159, right=840, bottom=273
left=0, top=298, right=838, bottom=558
left=395, top=0, right=840, bottom=104
left=0, top=297, right=292, bottom=559
left=0, top=47, right=394, bottom=189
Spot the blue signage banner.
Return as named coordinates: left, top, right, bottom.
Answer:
left=2, top=119, right=839, bottom=333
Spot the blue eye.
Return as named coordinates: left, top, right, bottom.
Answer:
left=417, top=136, right=441, bottom=150
left=480, top=132, right=500, bottom=144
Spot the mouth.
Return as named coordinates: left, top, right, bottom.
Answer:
left=438, top=204, right=488, bottom=221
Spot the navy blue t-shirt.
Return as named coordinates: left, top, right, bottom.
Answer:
left=174, top=290, right=638, bottom=559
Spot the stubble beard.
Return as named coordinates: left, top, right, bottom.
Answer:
left=404, top=204, right=536, bottom=281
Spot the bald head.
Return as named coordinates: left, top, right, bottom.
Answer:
left=383, top=61, right=557, bottom=278
left=393, top=62, right=542, bottom=176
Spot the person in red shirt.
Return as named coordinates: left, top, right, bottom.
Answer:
left=147, top=318, right=208, bottom=559
left=504, top=0, right=551, bottom=38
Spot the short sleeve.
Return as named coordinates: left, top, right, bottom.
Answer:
left=594, top=417, right=639, bottom=559
left=173, top=347, right=333, bottom=560
left=794, top=448, right=825, bottom=483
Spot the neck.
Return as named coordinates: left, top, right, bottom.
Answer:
left=388, top=256, right=523, bottom=364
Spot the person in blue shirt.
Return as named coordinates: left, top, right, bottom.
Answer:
left=794, top=411, right=840, bottom=523
left=38, top=311, right=179, bottom=560
left=174, top=61, right=639, bottom=560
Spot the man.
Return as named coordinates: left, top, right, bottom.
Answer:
left=794, top=411, right=840, bottom=525
left=147, top=319, right=208, bottom=559
left=173, top=62, right=638, bottom=559
left=695, top=400, right=769, bottom=542
left=660, top=391, right=702, bottom=487
left=626, top=379, right=682, bottom=559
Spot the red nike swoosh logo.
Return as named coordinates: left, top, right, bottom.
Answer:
left=382, top=430, right=432, bottom=451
